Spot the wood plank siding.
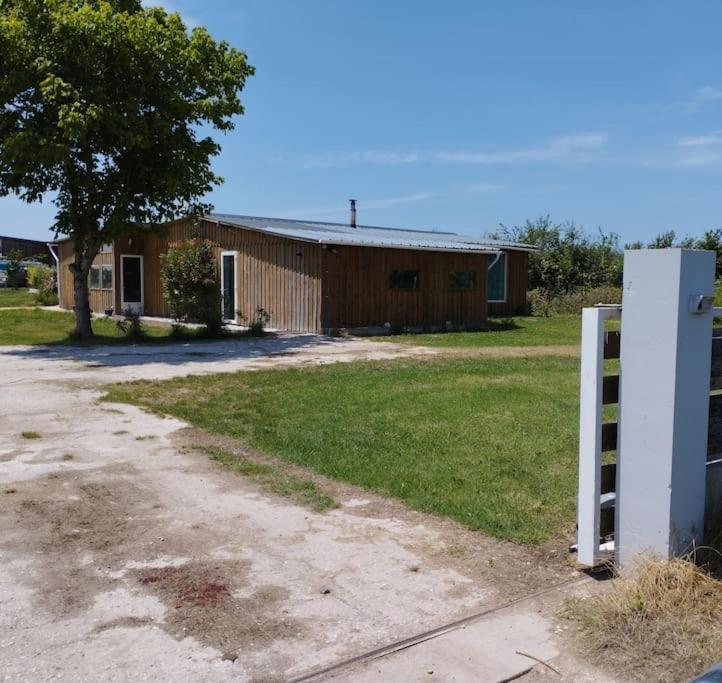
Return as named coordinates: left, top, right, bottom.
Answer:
left=322, top=245, right=488, bottom=330
left=56, top=241, right=114, bottom=314
left=487, top=250, right=529, bottom=315
left=55, top=219, right=529, bottom=332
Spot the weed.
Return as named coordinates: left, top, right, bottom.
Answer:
left=21, top=431, right=40, bottom=439
left=198, top=445, right=336, bottom=513
left=563, top=557, right=722, bottom=682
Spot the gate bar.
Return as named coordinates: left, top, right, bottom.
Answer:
left=577, top=305, right=620, bottom=566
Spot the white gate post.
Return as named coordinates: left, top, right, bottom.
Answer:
left=617, top=249, right=715, bottom=567
left=577, top=306, right=619, bottom=566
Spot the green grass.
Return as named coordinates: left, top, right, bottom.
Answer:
left=0, top=308, right=251, bottom=346
left=374, top=315, right=584, bottom=348
left=106, top=356, right=582, bottom=544
left=200, top=445, right=337, bottom=512
left=0, top=288, right=37, bottom=308
left=0, top=309, right=168, bottom=345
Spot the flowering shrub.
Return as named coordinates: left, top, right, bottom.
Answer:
left=161, top=238, right=222, bottom=335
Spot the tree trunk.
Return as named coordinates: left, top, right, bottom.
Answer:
left=71, top=241, right=98, bottom=339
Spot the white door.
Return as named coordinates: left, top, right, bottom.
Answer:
left=120, top=255, right=144, bottom=314
left=220, top=251, right=238, bottom=323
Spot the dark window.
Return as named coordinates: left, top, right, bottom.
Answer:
left=449, top=271, right=476, bottom=290
left=122, top=257, right=142, bottom=303
left=488, top=254, right=507, bottom=302
left=390, top=270, right=420, bottom=289
left=89, top=265, right=100, bottom=289
left=101, top=264, right=113, bottom=289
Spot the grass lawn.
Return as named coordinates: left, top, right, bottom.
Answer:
left=375, top=314, right=584, bottom=348
left=0, top=288, right=37, bottom=308
left=106, top=355, right=582, bottom=544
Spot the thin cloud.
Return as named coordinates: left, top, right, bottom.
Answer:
left=302, top=132, right=608, bottom=168
left=678, top=134, right=722, bottom=147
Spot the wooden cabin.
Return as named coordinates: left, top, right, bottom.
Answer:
left=52, top=214, right=534, bottom=333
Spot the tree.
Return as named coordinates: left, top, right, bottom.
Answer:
left=0, top=0, right=253, bottom=337
left=491, top=216, right=623, bottom=295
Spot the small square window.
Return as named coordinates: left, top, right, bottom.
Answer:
left=449, top=271, right=476, bottom=290
left=100, top=243, right=113, bottom=254
left=390, top=270, right=420, bottom=289
left=89, top=265, right=100, bottom=289
left=101, top=264, right=113, bottom=289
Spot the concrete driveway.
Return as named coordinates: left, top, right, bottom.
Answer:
left=0, top=335, right=592, bottom=682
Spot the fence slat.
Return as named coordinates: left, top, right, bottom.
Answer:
left=602, top=375, right=619, bottom=405
left=603, top=331, right=620, bottom=359
left=708, top=393, right=722, bottom=458
left=602, top=422, right=618, bottom=452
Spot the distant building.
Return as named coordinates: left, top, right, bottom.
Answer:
left=0, top=235, right=49, bottom=260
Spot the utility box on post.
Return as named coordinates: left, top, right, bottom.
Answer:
left=617, top=249, right=715, bottom=567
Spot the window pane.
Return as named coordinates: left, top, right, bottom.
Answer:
left=89, top=266, right=100, bottom=289
left=390, top=270, right=420, bottom=289
left=488, top=254, right=507, bottom=301
left=101, top=265, right=113, bottom=289
left=449, top=271, right=476, bottom=290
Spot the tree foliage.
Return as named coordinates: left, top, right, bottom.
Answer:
left=0, top=0, right=253, bottom=336
left=492, top=216, right=623, bottom=295
left=161, top=238, right=222, bottom=335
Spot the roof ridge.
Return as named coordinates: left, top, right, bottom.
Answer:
left=208, top=213, right=457, bottom=236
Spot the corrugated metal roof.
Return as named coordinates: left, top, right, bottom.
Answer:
left=207, top=214, right=536, bottom=254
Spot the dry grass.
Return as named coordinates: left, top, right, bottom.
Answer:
left=564, top=557, right=722, bottom=682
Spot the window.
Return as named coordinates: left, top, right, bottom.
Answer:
left=488, top=254, right=507, bottom=302
left=100, top=243, right=113, bottom=254
left=390, top=270, right=420, bottom=289
left=449, top=271, right=476, bottom=290
left=89, top=265, right=100, bottom=289
left=101, top=264, right=113, bottom=289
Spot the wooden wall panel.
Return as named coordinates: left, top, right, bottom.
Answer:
left=112, top=218, right=324, bottom=332
left=56, top=241, right=113, bottom=313
left=488, top=250, right=529, bottom=315
left=322, top=245, right=489, bottom=330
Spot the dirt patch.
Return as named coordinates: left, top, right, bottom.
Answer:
left=1, top=466, right=157, bottom=614
left=93, top=616, right=155, bottom=633
left=175, top=427, right=576, bottom=601
left=133, top=561, right=302, bottom=655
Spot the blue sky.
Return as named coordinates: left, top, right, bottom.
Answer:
left=4, top=0, right=722, bottom=243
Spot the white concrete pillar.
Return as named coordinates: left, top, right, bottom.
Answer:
left=617, top=249, right=715, bottom=567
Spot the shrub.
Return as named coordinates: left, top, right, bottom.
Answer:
left=241, top=306, right=270, bottom=336
left=116, top=308, right=147, bottom=341
left=528, top=285, right=622, bottom=316
left=31, top=265, right=57, bottom=305
left=6, top=249, right=27, bottom=288
left=161, top=238, right=222, bottom=335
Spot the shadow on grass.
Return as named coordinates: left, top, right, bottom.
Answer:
left=2, top=331, right=343, bottom=369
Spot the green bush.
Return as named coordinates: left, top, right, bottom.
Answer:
left=528, top=286, right=622, bottom=316
left=30, top=265, right=57, bottom=305
left=242, top=306, right=270, bottom=336
left=6, top=249, right=27, bottom=288
left=116, top=308, right=146, bottom=341
left=161, top=238, right=222, bottom=335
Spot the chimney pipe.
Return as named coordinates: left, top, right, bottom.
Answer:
left=349, top=199, right=357, bottom=228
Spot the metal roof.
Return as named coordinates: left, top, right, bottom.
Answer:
left=206, top=214, right=536, bottom=254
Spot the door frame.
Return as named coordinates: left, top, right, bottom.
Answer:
left=120, top=254, right=144, bottom=314
left=220, top=250, right=238, bottom=323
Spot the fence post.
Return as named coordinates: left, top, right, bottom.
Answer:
left=617, top=249, right=715, bottom=567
